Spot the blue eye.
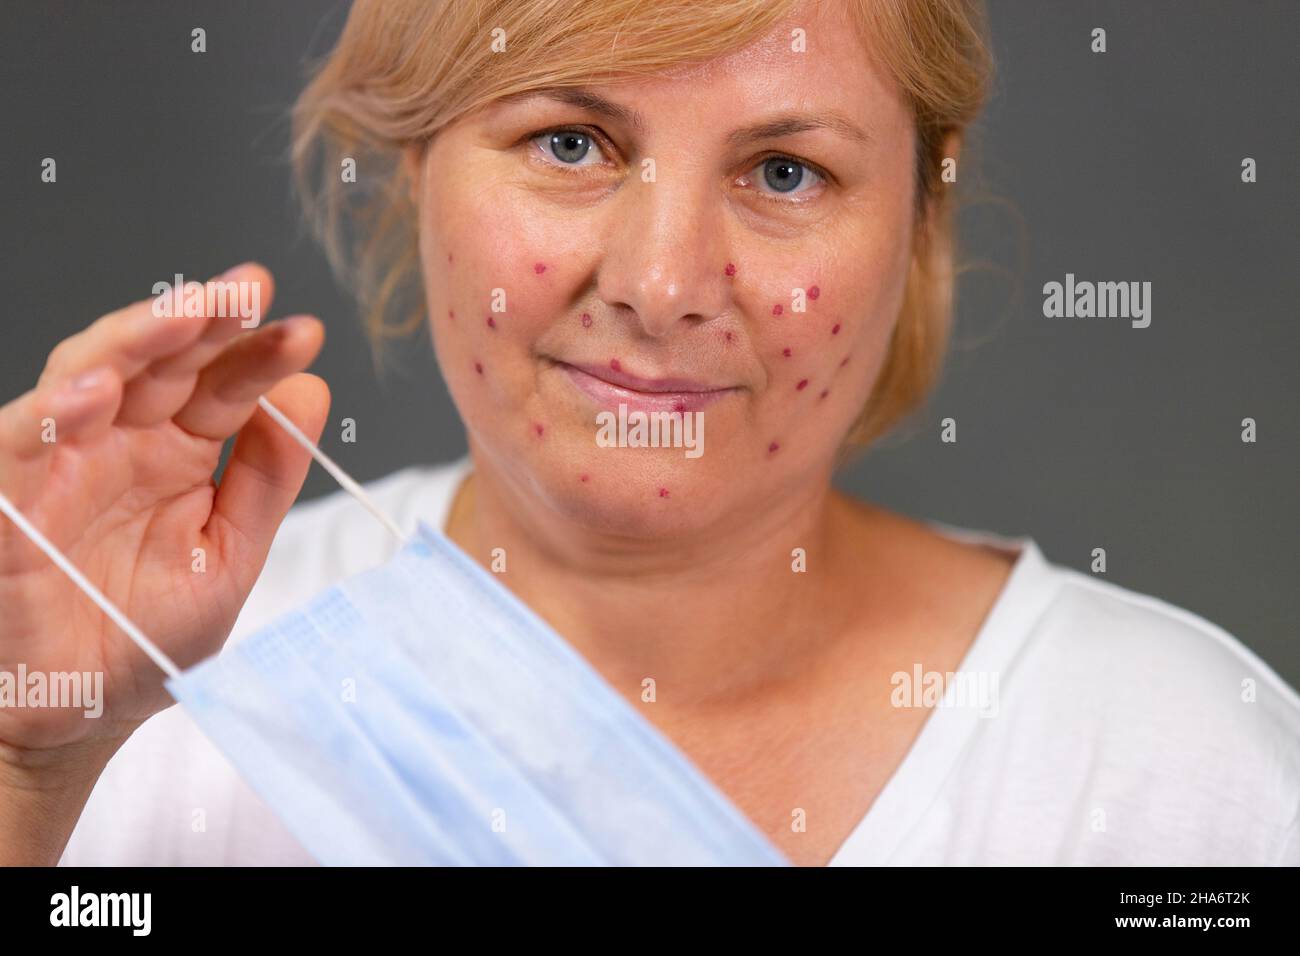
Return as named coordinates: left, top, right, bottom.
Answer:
left=753, top=156, right=822, bottom=196
left=531, top=128, right=606, bottom=167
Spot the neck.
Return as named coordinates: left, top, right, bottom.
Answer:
left=444, top=454, right=855, bottom=708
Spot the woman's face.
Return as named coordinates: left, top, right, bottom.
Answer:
left=412, top=3, right=919, bottom=539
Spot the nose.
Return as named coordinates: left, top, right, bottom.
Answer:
left=595, top=174, right=732, bottom=339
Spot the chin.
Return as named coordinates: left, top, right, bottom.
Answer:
left=520, top=434, right=749, bottom=541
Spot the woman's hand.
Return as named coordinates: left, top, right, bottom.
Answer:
left=0, top=263, right=329, bottom=859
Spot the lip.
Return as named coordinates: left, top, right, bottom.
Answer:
left=557, top=361, right=737, bottom=413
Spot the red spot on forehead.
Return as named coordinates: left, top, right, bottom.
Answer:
left=610, top=358, right=622, bottom=372
left=486, top=316, right=497, bottom=329
left=534, top=262, right=547, bottom=274
left=768, top=441, right=780, bottom=454
left=580, top=313, right=592, bottom=327
left=448, top=309, right=455, bottom=321
left=474, top=361, right=484, bottom=375
left=808, top=285, right=820, bottom=300
left=724, top=331, right=734, bottom=343
left=840, top=356, right=849, bottom=368
left=658, top=487, right=670, bottom=498
left=579, top=473, right=590, bottom=483
left=782, top=347, right=792, bottom=358
left=796, top=379, right=809, bottom=391
left=448, top=253, right=454, bottom=265
left=533, top=422, right=545, bottom=437
left=724, top=262, right=736, bottom=277
left=772, top=304, right=784, bottom=316
left=818, top=389, right=829, bottom=400
left=831, top=323, right=841, bottom=335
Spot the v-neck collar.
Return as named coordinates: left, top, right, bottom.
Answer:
left=827, top=523, right=1064, bottom=865
left=434, top=462, right=1064, bottom=867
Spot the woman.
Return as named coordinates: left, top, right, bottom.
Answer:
left=1, top=0, right=1296, bottom=866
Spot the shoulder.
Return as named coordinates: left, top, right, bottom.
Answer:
left=857, top=504, right=1300, bottom=862
left=1005, top=554, right=1300, bottom=860
left=1036, top=563, right=1300, bottom=736
left=870, top=499, right=1300, bottom=745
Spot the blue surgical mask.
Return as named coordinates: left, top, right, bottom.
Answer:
left=0, top=397, right=788, bottom=867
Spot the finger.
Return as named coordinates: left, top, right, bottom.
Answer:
left=0, top=366, right=124, bottom=463
left=37, top=263, right=275, bottom=393
left=170, top=316, right=324, bottom=442
left=207, top=372, right=330, bottom=580
left=0, top=367, right=124, bottom=512
left=113, top=264, right=276, bottom=426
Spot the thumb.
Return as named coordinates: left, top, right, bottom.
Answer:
left=208, top=372, right=330, bottom=587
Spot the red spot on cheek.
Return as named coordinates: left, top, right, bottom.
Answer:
left=580, top=313, right=592, bottom=328
left=534, top=263, right=547, bottom=275
left=724, top=262, right=736, bottom=277
left=474, top=361, right=484, bottom=375
left=831, top=323, right=841, bottom=335
left=840, top=356, right=849, bottom=368
left=533, top=423, right=545, bottom=437
left=768, top=441, right=780, bottom=454
left=448, top=309, right=455, bottom=321
left=782, top=347, right=792, bottom=358
left=796, top=379, right=809, bottom=391
left=579, top=473, right=590, bottom=483
left=486, top=316, right=497, bottom=329
left=724, top=331, right=734, bottom=344
left=808, top=285, right=820, bottom=300
left=819, top=389, right=829, bottom=400
left=658, top=487, right=670, bottom=498
left=772, top=304, right=784, bottom=316
left=448, top=253, right=454, bottom=265
left=610, top=358, right=622, bottom=372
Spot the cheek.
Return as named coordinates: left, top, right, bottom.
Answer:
left=443, top=197, right=576, bottom=329
left=747, top=262, right=899, bottom=390
left=735, top=231, right=912, bottom=451
left=423, top=191, right=588, bottom=411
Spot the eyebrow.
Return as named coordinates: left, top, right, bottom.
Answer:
left=726, top=113, right=871, bottom=148
left=498, top=87, right=645, bottom=133
left=497, top=87, right=871, bottom=147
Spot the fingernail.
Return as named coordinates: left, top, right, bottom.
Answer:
left=276, top=316, right=310, bottom=336
left=68, top=367, right=108, bottom=392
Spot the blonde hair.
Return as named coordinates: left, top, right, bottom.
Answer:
left=292, top=0, right=994, bottom=451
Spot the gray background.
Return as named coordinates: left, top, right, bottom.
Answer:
left=1, top=2, right=1296, bottom=684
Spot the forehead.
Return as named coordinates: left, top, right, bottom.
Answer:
left=473, top=1, right=909, bottom=149
left=606, top=1, right=906, bottom=131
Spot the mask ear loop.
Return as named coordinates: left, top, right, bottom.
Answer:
left=254, top=396, right=408, bottom=546
left=0, top=490, right=183, bottom=680
left=0, top=396, right=409, bottom=679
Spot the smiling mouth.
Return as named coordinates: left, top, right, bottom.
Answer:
left=555, top=361, right=738, bottom=413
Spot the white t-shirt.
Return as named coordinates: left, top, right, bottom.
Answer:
left=60, top=457, right=1300, bottom=866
